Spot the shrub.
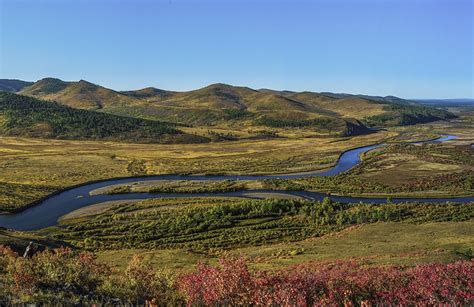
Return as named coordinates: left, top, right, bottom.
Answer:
left=0, top=246, right=183, bottom=305
left=178, top=257, right=474, bottom=305
left=2, top=247, right=473, bottom=305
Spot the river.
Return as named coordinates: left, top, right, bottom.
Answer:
left=1, top=134, right=471, bottom=231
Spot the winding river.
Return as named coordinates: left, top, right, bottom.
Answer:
left=1, top=135, right=472, bottom=231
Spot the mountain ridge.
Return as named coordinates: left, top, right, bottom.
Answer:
left=0, top=78, right=456, bottom=133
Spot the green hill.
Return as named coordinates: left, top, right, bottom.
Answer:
left=0, top=79, right=34, bottom=92
left=14, top=78, right=455, bottom=133
left=121, top=87, right=176, bottom=99
left=286, top=92, right=455, bottom=127
left=20, top=78, right=142, bottom=109
left=117, top=84, right=372, bottom=135
left=0, top=92, right=208, bottom=143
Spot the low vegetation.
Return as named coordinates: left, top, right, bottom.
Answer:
left=0, top=131, right=393, bottom=212
left=179, top=257, right=473, bottom=306
left=0, top=182, right=59, bottom=213
left=268, top=142, right=473, bottom=197
left=1, top=246, right=472, bottom=305
left=267, top=170, right=473, bottom=197
left=104, top=179, right=251, bottom=195
left=53, top=198, right=473, bottom=251
left=0, top=246, right=180, bottom=304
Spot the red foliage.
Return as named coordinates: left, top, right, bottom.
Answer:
left=177, top=257, right=254, bottom=305
left=178, top=258, right=474, bottom=306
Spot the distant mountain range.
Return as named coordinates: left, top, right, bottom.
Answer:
left=415, top=99, right=474, bottom=107
left=0, top=79, right=34, bottom=92
left=0, top=78, right=456, bottom=139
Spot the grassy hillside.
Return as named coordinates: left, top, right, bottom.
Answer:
left=18, top=78, right=455, bottom=133
left=20, top=78, right=141, bottom=109
left=0, top=92, right=208, bottom=143
left=121, top=87, right=176, bottom=99
left=288, top=92, right=455, bottom=126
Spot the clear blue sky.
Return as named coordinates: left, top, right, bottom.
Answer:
left=1, top=0, right=472, bottom=98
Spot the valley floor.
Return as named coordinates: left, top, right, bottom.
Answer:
left=0, top=117, right=473, bottom=304
left=1, top=117, right=473, bottom=212
left=0, top=130, right=393, bottom=212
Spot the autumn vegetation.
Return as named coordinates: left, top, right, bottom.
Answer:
left=178, top=257, right=474, bottom=306
left=1, top=246, right=472, bottom=305
left=0, top=79, right=472, bottom=304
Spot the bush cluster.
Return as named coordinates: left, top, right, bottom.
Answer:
left=56, top=198, right=473, bottom=251
left=1, top=247, right=472, bottom=305
left=0, top=246, right=179, bottom=305
left=179, top=257, right=474, bottom=305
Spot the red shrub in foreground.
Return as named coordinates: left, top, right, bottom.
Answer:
left=177, top=257, right=254, bottom=305
left=177, top=258, right=474, bottom=306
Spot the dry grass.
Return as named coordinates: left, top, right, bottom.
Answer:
left=1, top=115, right=472, bottom=211
left=0, top=131, right=394, bottom=210
left=94, top=220, right=474, bottom=271
left=359, top=153, right=466, bottom=186
left=235, top=220, right=474, bottom=269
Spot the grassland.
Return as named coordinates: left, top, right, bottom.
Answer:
left=269, top=142, right=473, bottom=198
left=90, top=179, right=263, bottom=195
left=1, top=196, right=472, bottom=272
left=95, top=221, right=474, bottom=271
left=38, top=196, right=473, bottom=271
left=0, top=112, right=472, bottom=303
left=354, top=143, right=473, bottom=190
left=50, top=197, right=473, bottom=251
left=0, top=130, right=394, bottom=212
left=1, top=116, right=473, bottom=213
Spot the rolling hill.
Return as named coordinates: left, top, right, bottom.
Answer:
left=3, top=78, right=456, bottom=136
left=0, top=92, right=208, bottom=143
left=20, top=78, right=141, bottom=109
left=0, top=79, right=34, bottom=92
left=117, top=83, right=455, bottom=129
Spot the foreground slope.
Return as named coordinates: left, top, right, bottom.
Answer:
left=0, top=92, right=208, bottom=143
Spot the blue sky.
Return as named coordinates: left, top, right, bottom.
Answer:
left=1, top=0, right=472, bottom=98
